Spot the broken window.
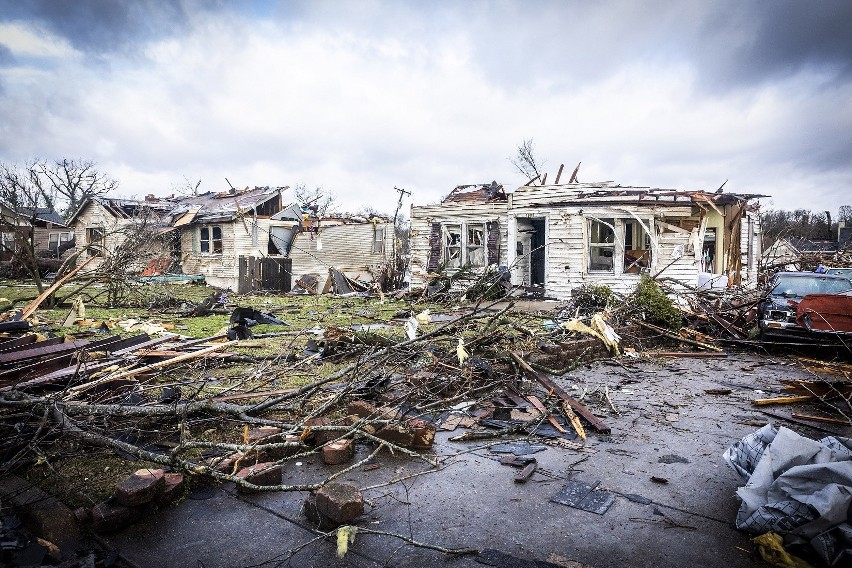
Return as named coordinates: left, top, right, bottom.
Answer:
left=86, top=227, right=104, bottom=257
left=373, top=226, right=385, bottom=254
left=0, top=232, right=16, bottom=254
left=200, top=225, right=223, bottom=254
left=623, top=221, right=652, bottom=273
left=48, top=232, right=72, bottom=257
left=588, top=218, right=615, bottom=272
left=444, top=225, right=462, bottom=268
left=467, top=224, right=485, bottom=267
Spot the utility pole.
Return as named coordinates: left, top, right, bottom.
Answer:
left=392, top=186, right=411, bottom=283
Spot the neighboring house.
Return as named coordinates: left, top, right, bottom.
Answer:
left=0, top=203, right=74, bottom=262
left=67, top=196, right=174, bottom=270
left=166, top=187, right=394, bottom=290
left=410, top=180, right=764, bottom=298
left=763, top=223, right=852, bottom=270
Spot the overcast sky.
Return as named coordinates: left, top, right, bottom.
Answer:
left=1, top=0, right=850, bottom=215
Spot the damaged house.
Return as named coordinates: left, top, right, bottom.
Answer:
left=69, top=187, right=394, bottom=292
left=410, top=180, right=763, bottom=298
left=163, top=187, right=394, bottom=291
left=67, top=196, right=174, bottom=271
left=0, top=203, right=74, bottom=262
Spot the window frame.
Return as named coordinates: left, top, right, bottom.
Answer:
left=199, top=225, right=224, bottom=255
left=466, top=223, right=486, bottom=268
left=372, top=226, right=385, bottom=254
left=86, top=227, right=105, bottom=257
left=586, top=216, right=654, bottom=275
left=47, top=231, right=72, bottom=256
left=588, top=217, right=616, bottom=273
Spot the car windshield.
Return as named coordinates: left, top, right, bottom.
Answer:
left=826, top=268, right=852, bottom=278
left=771, top=275, right=852, bottom=298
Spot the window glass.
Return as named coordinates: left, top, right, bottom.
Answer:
left=588, top=218, right=615, bottom=272
left=200, top=227, right=210, bottom=253
left=445, top=226, right=462, bottom=268
left=212, top=226, right=223, bottom=254
left=373, top=227, right=385, bottom=254
left=467, top=224, right=485, bottom=267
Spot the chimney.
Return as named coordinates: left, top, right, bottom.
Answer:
left=145, top=194, right=156, bottom=202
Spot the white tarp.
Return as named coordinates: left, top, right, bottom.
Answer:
left=724, top=424, right=852, bottom=566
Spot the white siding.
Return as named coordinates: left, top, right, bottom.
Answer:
left=287, top=222, right=394, bottom=282
left=409, top=202, right=509, bottom=288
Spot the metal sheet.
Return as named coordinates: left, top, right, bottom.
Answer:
left=551, top=480, right=615, bottom=515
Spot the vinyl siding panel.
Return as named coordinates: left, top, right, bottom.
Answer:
left=409, top=202, right=509, bottom=288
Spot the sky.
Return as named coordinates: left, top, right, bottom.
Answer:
left=1, top=0, right=851, bottom=215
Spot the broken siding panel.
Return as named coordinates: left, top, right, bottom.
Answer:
left=181, top=223, right=240, bottom=288
left=288, top=223, right=391, bottom=281
left=409, top=202, right=508, bottom=288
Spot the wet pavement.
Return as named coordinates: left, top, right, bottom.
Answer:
left=102, top=352, right=850, bottom=567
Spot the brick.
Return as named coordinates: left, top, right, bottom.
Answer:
left=302, top=492, right=339, bottom=530
left=347, top=400, right=379, bottom=418
left=235, top=462, right=281, bottom=493
left=345, top=415, right=377, bottom=435
left=375, top=424, right=415, bottom=447
left=322, top=439, right=355, bottom=465
left=246, top=425, right=281, bottom=443
left=159, top=472, right=185, bottom=504
left=114, top=468, right=165, bottom=507
left=267, top=434, right=302, bottom=459
left=307, top=417, right=337, bottom=446
left=91, top=501, right=139, bottom=534
left=208, top=452, right=243, bottom=474
left=408, top=419, right=436, bottom=449
left=36, top=538, right=61, bottom=564
left=315, top=482, right=364, bottom=524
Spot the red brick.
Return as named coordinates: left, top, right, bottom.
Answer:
left=307, top=417, right=337, bottom=446
left=113, top=468, right=165, bottom=507
left=315, top=482, right=364, bottom=523
left=347, top=400, right=379, bottom=418
left=408, top=419, right=436, bottom=449
left=246, top=425, right=281, bottom=443
left=322, top=439, right=355, bottom=465
left=375, top=424, right=415, bottom=447
left=235, top=462, right=281, bottom=493
left=91, top=501, right=139, bottom=534
left=302, top=492, right=339, bottom=530
left=267, top=434, right=303, bottom=459
left=160, top=472, right=185, bottom=504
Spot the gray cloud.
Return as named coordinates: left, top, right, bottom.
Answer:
left=0, top=0, right=193, bottom=56
left=0, top=43, right=13, bottom=66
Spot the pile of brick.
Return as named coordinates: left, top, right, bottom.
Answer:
left=81, top=468, right=185, bottom=534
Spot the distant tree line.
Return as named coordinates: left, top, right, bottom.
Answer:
left=760, top=205, right=852, bottom=248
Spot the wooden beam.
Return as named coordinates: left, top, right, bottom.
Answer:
left=20, top=256, right=96, bottom=320
left=509, top=351, right=610, bottom=434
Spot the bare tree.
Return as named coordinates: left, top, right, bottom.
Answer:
left=36, top=158, right=119, bottom=220
left=170, top=176, right=202, bottom=197
left=0, top=162, right=51, bottom=293
left=509, top=138, right=544, bottom=181
left=293, top=184, right=337, bottom=217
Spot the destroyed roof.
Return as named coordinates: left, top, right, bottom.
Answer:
left=67, top=196, right=177, bottom=224
left=784, top=238, right=840, bottom=254
left=166, top=186, right=283, bottom=224
left=512, top=181, right=766, bottom=207
left=442, top=182, right=508, bottom=203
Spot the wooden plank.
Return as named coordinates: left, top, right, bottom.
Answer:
left=20, top=256, right=96, bottom=320
left=752, top=395, right=815, bottom=406
left=527, top=395, right=567, bottom=433
left=509, top=351, right=610, bottom=434
left=791, top=412, right=850, bottom=426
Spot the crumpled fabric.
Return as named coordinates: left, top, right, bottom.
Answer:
left=723, top=425, right=852, bottom=567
